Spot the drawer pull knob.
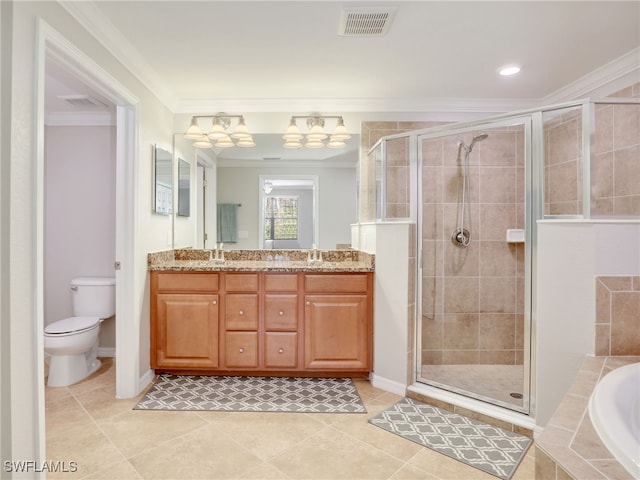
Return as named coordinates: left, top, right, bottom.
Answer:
left=279, top=311, right=284, bottom=316
left=239, top=310, right=245, bottom=315
left=212, top=300, right=217, bottom=305
left=278, top=348, right=284, bottom=354
left=305, top=301, right=310, bottom=306
left=239, top=348, right=244, bottom=353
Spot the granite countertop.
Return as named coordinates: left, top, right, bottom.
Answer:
left=148, top=249, right=375, bottom=273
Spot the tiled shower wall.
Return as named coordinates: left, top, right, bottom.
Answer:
left=595, top=276, right=640, bottom=356
left=360, top=121, right=444, bottom=221
left=544, top=82, right=640, bottom=216
left=420, top=127, right=526, bottom=366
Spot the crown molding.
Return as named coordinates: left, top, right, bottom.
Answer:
left=543, top=47, right=640, bottom=104
left=58, top=1, right=177, bottom=111
left=173, top=97, right=540, bottom=115
left=45, top=111, right=115, bottom=126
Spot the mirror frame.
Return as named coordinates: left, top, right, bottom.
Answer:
left=177, top=157, right=190, bottom=217
left=153, top=144, right=173, bottom=215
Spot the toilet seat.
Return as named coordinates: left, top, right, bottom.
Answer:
left=45, top=316, right=101, bottom=336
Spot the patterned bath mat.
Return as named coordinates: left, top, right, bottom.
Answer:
left=134, top=375, right=367, bottom=413
left=369, top=398, right=531, bottom=480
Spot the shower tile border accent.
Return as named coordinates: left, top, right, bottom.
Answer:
left=595, top=276, right=640, bottom=356
left=535, top=356, right=639, bottom=480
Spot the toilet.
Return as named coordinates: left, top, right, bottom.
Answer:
left=44, top=277, right=115, bottom=387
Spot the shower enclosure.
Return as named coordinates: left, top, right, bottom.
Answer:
left=362, top=96, right=640, bottom=415
left=418, top=118, right=531, bottom=413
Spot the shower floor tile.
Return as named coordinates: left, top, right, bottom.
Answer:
left=420, top=364, right=525, bottom=408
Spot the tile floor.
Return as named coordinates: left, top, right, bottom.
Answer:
left=45, top=359, right=536, bottom=479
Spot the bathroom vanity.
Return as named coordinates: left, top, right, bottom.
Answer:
left=148, top=249, right=374, bottom=377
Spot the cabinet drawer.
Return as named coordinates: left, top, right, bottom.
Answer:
left=155, top=273, right=219, bottom=292
left=225, top=294, right=258, bottom=330
left=225, top=273, right=258, bottom=292
left=264, top=332, right=298, bottom=368
left=304, top=274, right=368, bottom=293
left=264, top=294, right=298, bottom=331
left=264, top=274, right=298, bottom=292
left=225, top=332, right=258, bottom=368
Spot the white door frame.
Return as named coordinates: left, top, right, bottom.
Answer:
left=36, top=19, right=140, bottom=412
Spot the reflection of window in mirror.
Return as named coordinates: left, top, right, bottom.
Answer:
left=154, top=145, right=173, bottom=215
left=264, top=196, right=298, bottom=244
left=177, top=158, right=190, bottom=217
left=259, top=175, right=318, bottom=250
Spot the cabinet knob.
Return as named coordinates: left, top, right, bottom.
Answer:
left=239, top=310, right=245, bottom=315
left=239, top=348, right=244, bottom=353
left=279, top=311, right=284, bottom=316
left=212, top=300, right=217, bottom=305
left=305, top=301, right=310, bottom=306
left=278, top=348, right=284, bottom=354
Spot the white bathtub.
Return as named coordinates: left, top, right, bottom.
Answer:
left=588, top=362, right=640, bottom=479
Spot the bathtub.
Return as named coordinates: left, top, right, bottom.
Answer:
left=588, top=362, right=640, bottom=479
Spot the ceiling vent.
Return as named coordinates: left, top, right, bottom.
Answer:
left=338, top=7, right=396, bottom=37
left=58, top=94, right=108, bottom=109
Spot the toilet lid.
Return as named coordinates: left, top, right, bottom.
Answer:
left=45, top=316, right=100, bottom=335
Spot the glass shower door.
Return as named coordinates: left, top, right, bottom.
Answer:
left=417, top=118, right=531, bottom=413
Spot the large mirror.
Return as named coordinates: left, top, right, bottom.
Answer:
left=215, top=133, right=359, bottom=249
left=177, top=158, right=190, bottom=217
left=153, top=145, right=173, bottom=215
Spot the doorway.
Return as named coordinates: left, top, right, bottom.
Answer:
left=416, top=118, right=532, bottom=414
left=259, top=175, right=319, bottom=249
left=37, top=19, right=140, bottom=404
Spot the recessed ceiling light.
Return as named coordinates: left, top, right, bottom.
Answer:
left=498, top=64, right=521, bottom=76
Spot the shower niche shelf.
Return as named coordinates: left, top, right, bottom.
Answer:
left=506, top=229, right=525, bottom=243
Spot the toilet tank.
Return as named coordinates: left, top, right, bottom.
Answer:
left=71, top=277, right=116, bottom=318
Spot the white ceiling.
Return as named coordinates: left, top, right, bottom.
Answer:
left=47, top=1, right=640, bottom=162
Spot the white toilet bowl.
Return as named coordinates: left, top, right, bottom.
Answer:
left=44, top=316, right=103, bottom=387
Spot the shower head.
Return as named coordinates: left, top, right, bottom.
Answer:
left=467, top=132, right=489, bottom=152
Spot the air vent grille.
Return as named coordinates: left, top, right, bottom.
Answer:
left=58, top=94, right=108, bottom=109
left=339, top=7, right=396, bottom=37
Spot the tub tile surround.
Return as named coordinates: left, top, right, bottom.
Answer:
left=535, top=356, right=640, bottom=480
left=595, top=276, right=640, bottom=356
left=148, top=248, right=375, bottom=272
left=536, top=275, right=640, bottom=479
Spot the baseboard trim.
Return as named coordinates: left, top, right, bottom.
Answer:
left=137, top=368, right=155, bottom=394
left=97, top=347, right=116, bottom=357
left=370, top=373, right=407, bottom=396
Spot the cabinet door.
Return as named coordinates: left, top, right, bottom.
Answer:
left=225, top=294, right=259, bottom=330
left=225, top=331, right=258, bottom=368
left=264, top=332, right=298, bottom=368
left=304, top=295, right=370, bottom=370
left=155, top=294, right=219, bottom=368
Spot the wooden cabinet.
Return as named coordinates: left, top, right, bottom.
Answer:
left=151, top=273, right=220, bottom=369
left=304, top=274, right=372, bottom=371
left=150, top=270, right=372, bottom=376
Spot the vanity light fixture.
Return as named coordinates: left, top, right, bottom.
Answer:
left=282, top=115, right=351, bottom=149
left=184, top=114, right=255, bottom=149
